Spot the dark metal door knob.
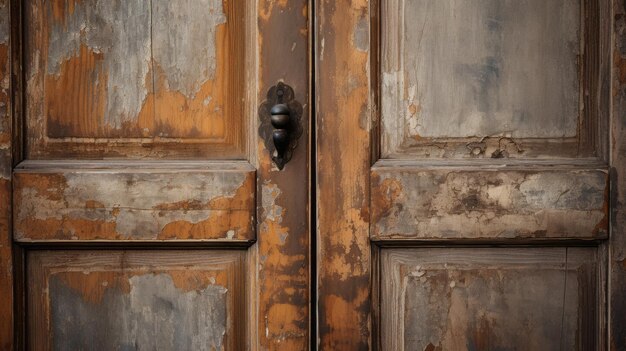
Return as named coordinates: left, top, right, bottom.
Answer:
left=270, top=104, right=292, bottom=167
left=258, top=82, right=303, bottom=170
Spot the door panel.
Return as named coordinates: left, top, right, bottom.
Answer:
left=382, top=0, right=582, bottom=158
left=28, top=250, right=246, bottom=350
left=2, top=0, right=311, bottom=349
left=380, top=248, right=602, bottom=350
left=381, top=0, right=604, bottom=160
left=25, top=0, right=248, bottom=159
left=316, top=0, right=613, bottom=349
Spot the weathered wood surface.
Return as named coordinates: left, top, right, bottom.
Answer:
left=611, top=0, right=626, bottom=349
left=255, top=0, right=311, bottom=349
left=25, top=0, right=246, bottom=158
left=28, top=250, right=246, bottom=350
left=0, top=0, right=11, bottom=348
left=316, top=0, right=372, bottom=349
left=380, top=0, right=608, bottom=160
left=372, top=164, right=609, bottom=240
left=383, top=0, right=580, bottom=139
left=14, top=161, right=255, bottom=242
left=380, top=247, right=601, bottom=350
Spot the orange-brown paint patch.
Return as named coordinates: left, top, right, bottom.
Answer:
left=371, top=174, right=403, bottom=223
left=53, top=271, right=131, bottom=305
left=17, top=217, right=117, bottom=240
left=45, top=44, right=108, bottom=138
left=50, top=0, right=84, bottom=25
left=85, top=200, right=105, bottom=209
left=14, top=173, right=68, bottom=201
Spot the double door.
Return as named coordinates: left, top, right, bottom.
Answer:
left=0, top=0, right=623, bottom=350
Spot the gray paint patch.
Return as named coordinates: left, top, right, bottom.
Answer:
left=152, top=0, right=226, bottom=98
left=384, top=0, right=580, bottom=139
left=46, top=0, right=152, bottom=128
left=0, top=0, right=8, bottom=44
left=50, top=273, right=227, bottom=350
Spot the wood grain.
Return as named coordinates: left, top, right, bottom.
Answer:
left=28, top=250, right=246, bottom=350
left=254, top=0, right=311, bottom=349
left=610, top=0, right=626, bottom=349
left=24, top=0, right=247, bottom=159
left=372, top=163, right=609, bottom=241
left=0, top=0, right=11, bottom=346
left=13, top=161, right=255, bottom=242
left=380, top=247, right=601, bottom=350
left=380, top=0, right=610, bottom=159
left=316, top=0, right=372, bottom=349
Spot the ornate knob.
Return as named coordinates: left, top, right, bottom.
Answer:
left=258, top=82, right=303, bottom=170
left=270, top=104, right=292, bottom=170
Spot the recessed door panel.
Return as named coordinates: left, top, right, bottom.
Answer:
left=28, top=250, right=246, bottom=350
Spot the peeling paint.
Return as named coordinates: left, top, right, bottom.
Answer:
left=46, top=0, right=152, bottom=128
left=14, top=170, right=255, bottom=240
left=382, top=248, right=597, bottom=350
left=152, top=0, right=226, bottom=99
left=372, top=168, right=609, bottom=239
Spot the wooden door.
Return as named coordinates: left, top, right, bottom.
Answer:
left=316, top=0, right=624, bottom=350
left=0, top=0, right=310, bottom=349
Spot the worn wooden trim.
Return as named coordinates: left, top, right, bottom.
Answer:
left=316, top=0, right=372, bottom=349
left=13, top=163, right=256, bottom=242
left=610, top=0, right=626, bottom=349
left=254, top=0, right=311, bottom=349
left=377, top=0, right=611, bottom=160
left=0, top=0, right=13, bottom=348
left=371, top=164, right=609, bottom=241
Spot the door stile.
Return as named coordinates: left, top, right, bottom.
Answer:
left=610, top=0, right=626, bottom=348
left=1, top=0, right=13, bottom=348
left=254, top=0, right=311, bottom=349
left=316, top=0, right=373, bottom=349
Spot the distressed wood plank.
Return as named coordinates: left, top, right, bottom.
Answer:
left=371, top=165, right=609, bottom=240
left=380, top=247, right=600, bottom=350
left=14, top=163, right=255, bottom=241
left=316, top=0, right=372, bottom=349
left=611, top=0, right=626, bottom=349
left=25, top=0, right=247, bottom=159
left=254, top=0, right=311, bottom=349
left=0, top=0, right=11, bottom=347
left=28, top=250, right=246, bottom=350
